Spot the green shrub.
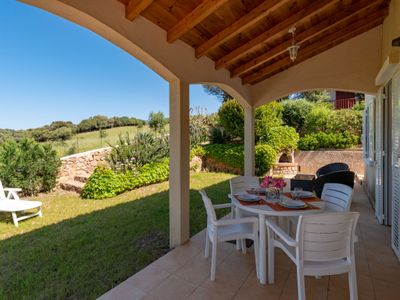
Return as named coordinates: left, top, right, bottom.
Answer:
left=82, top=159, right=170, bottom=199
left=281, top=99, right=314, bottom=134
left=255, top=144, right=278, bottom=175
left=217, top=99, right=244, bottom=141
left=303, top=102, right=332, bottom=134
left=326, top=109, right=362, bottom=138
left=107, top=132, right=169, bottom=172
left=202, top=143, right=277, bottom=175
left=80, top=167, right=126, bottom=199
left=210, top=127, right=226, bottom=144
left=190, top=145, right=206, bottom=159
left=257, top=125, right=299, bottom=153
left=298, top=131, right=358, bottom=150
left=0, top=139, right=60, bottom=195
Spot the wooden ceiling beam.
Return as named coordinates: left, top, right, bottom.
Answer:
left=243, top=10, right=388, bottom=85
left=215, top=0, right=337, bottom=70
left=167, top=0, right=229, bottom=43
left=125, top=0, right=154, bottom=21
left=195, top=0, right=285, bottom=58
left=231, top=0, right=383, bottom=78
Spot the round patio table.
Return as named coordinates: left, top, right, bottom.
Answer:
left=229, top=192, right=324, bottom=285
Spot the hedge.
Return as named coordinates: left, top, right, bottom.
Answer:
left=298, top=131, right=359, bottom=150
left=202, top=143, right=277, bottom=175
left=81, top=159, right=169, bottom=199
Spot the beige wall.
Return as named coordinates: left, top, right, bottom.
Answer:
left=382, top=0, right=400, bottom=63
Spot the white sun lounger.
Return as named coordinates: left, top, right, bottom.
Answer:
left=0, top=181, right=42, bottom=227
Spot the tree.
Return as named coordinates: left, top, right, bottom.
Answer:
left=202, top=85, right=233, bottom=102
left=217, top=99, right=244, bottom=140
left=292, top=90, right=330, bottom=102
left=148, top=111, right=167, bottom=132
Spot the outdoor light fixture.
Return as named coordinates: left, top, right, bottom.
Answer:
left=287, top=26, right=300, bottom=62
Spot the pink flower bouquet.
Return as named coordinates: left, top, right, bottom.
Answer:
left=260, top=176, right=287, bottom=189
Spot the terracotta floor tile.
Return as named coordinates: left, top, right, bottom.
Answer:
left=150, top=275, right=197, bottom=300
left=189, top=286, right=232, bottom=300
left=126, top=264, right=170, bottom=293
left=373, top=278, right=400, bottom=300
left=97, top=283, right=146, bottom=300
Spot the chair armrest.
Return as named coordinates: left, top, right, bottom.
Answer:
left=213, top=203, right=232, bottom=210
left=214, top=217, right=258, bottom=227
left=265, top=219, right=298, bottom=247
left=4, top=188, right=22, bottom=192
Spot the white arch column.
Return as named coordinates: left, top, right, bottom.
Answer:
left=244, top=105, right=255, bottom=176
left=169, top=80, right=190, bottom=248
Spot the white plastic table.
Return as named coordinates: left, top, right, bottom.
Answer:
left=229, top=193, right=324, bottom=285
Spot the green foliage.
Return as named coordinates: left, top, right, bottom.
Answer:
left=292, top=90, right=330, bottom=102
left=210, top=127, right=226, bottom=144
left=352, top=101, right=365, bottom=111
left=327, top=109, right=362, bottom=138
left=107, top=132, right=169, bottom=172
left=190, top=145, right=206, bottom=159
left=258, top=125, right=299, bottom=153
left=281, top=99, right=314, bottom=134
left=189, top=108, right=214, bottom=146
left=0, top=139, right=60, bottom=195
left=202, top=85, right=233, bottom=102
left=81, top=159, right=169, bottom=199
left=255, top=101, right=283, bottom=130
left=303, top=102, right=332, bottom=133
left=148, top=111, right=168, bottom=132
left=255, top=144, right=278, bottom=175
left=77, top=115, right=145, bottom=133
left=298, top=131, right=358, bottom=150
left=217, top=99, right=244, bottom=140
left=202, top=143, right=277, bottom=175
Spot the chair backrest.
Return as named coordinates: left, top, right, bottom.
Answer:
left=313, top=171, right=355, bottom=198
left=230, top=176, right=259, bottom=195
left=296, top=212, right=359, bottom=262
left=0, top=180, right=5, bottom=199
left=316, top=162, right=349, bottom=178
left=198, top=190, right=217, bottom=223
left=321, top=183, right=353, bottom=212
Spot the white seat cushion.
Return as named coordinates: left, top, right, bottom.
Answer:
left=0, top=200, right=42, bottom=212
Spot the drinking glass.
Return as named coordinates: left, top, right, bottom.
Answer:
left=293, top=187, right=303, bottom=200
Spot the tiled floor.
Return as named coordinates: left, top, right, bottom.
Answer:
left=98, top=184, right=400, bottom=300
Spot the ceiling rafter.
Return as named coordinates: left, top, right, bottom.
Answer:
left=230, top=0, right=384, bottom=78
left=125, top=0, right=154, bottom=21
left=215, top=0, right=336, bottom=70
left=195, top=0, right=285, bottom=58
left=167, top=0, right=229, bottom=43
left=243, top=9, right=389, bottom=85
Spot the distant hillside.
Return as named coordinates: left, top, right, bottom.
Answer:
left=51, top=125, right=150, bottom=157
left=0, top=115, right=146, bottom=144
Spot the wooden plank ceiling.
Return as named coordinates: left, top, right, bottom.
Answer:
left=119, top=0, right=390, bottom=85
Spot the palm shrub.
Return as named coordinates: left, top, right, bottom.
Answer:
left=0, top=138, right=60, bottom=195
left=107, top=132, right=169, bottom=172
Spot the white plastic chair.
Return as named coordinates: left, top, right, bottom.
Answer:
left=289, top=183, right=354, bottom=233
left=199, top=189, right=259, bottom=281
left=0, top=180, right=42, bottom=227
left=266, top=212, right=360, bottom=300
left=321, top=183, right=353, bottom=212
left=229, top=176, right=260, bottom=252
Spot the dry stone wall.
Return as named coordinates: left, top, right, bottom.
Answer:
left=58, top=147, right=112, bottom=182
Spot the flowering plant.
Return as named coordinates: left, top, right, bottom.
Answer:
left=260, top=176, right=287, bottom=189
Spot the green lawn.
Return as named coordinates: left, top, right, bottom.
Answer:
left=51, top=126, right=150, bottom=157
left=0, top=172, right=234, bottom=300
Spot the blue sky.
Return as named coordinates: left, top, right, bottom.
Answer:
left=0, top=1, right=221, bottom=130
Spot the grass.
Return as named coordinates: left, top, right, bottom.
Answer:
left=0, top=172, right=235, bottom=300
left=51, top=126, right=150, bottom=156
